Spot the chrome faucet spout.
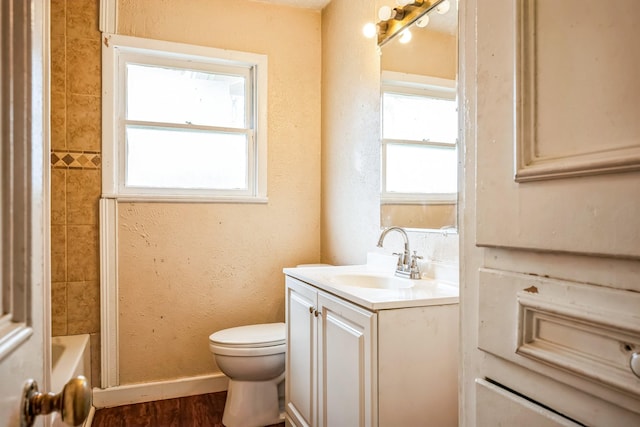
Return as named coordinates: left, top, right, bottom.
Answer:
left=377, top=226, right=411, bottom=272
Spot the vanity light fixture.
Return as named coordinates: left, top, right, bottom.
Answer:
left=415, top=14, right=429, bottom=28
left=364, top=0, right=447, bottom=46
left=378, top=5, right=405, bottom=21
left=436, top=0, right=451, bottom=14
left=399, top=29, right=413, bottom=43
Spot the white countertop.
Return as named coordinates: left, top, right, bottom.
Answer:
left=283, top=264, right=459, bottom=311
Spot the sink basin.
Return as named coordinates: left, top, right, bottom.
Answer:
left=332, top=273, right=415, bottom=289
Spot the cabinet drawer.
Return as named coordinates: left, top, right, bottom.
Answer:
left=478, top=268, right=640, bottom=413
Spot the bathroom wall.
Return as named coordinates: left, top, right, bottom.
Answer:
left=50, top=0, right=102, bottom=387
left=321, top=0, right=459, bottom=268
left=115, top=0, right=322, bottom=384
left=320, top=0, right=382, bottom=265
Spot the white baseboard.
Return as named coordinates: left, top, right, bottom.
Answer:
left=92, top=373, right=229, bottom=409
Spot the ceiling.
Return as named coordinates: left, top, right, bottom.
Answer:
left=250, top=0, right=331, bottom=9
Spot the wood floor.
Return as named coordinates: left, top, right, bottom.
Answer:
left=92, top=391, right=285, bottom=427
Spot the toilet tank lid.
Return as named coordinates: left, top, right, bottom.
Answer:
left=209, top=322, right=285, bottom=348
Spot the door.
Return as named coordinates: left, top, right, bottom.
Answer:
left=0, top=1, right=49, bottom=425
left=462, top=0, right=640, bottom=426
left=317, top=292, right=376, bottom=427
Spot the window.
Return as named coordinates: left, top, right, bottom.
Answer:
left=102, top=34, right=268, bottom=201
left=381, top=71, right=457, bottom=204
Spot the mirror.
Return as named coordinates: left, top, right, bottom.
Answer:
left=379, top=1, right=458, bottom=231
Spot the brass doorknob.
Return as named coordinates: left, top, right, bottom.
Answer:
left=21, top=376, right=91, bottom=427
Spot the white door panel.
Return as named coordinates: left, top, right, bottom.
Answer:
left=476, top=379, right=582, bottom=427
left=465, top=0, right=640, bottom=425
left=0, top=1, right=49, bottom=426
left=475, top=0, right=640, bottom=257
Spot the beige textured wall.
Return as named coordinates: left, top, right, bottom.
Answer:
left=50, top=0, right=102, bottom=387
left=115, top=0, right=322, bottom=384
left=320, top=0, right=382, bottom=265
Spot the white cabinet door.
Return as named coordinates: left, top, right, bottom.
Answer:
left=285, top=277, right=318, bottom=427
left=317, top=292, right=377, bottom=427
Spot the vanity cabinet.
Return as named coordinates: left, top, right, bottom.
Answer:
left=284, top=275, right=458, bottom=427
left=285, top=276, right=376, bottom=427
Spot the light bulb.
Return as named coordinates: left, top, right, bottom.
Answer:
left=362, top=22, right=377, bottom=39
left=399, top=29, right=412, bottom=44
left=378, top=6, right=393, bottom=21
left=436, top=0, right=450, bottom=14
left=415, top=15, right=429, bottom=28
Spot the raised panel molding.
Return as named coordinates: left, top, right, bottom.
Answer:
left=517, top=292, right=640, bottom=396
left=478, top=268, right=640, bottom=414
left=514, top=0, right=640, bottom=182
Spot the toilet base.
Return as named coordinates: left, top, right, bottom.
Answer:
left=222, top=373, right=285, bottom=427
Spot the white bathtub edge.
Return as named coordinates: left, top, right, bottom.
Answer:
left=51, top=334, right=91, bottom=392
left=51, top=334, right=92, bottom=427
left=92, top=373, right=229, bottom=409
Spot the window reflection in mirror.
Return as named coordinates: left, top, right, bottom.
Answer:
left=380, top=1, right=458, bottom=231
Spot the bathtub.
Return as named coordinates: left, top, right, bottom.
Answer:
left=51, top=334, right=91, bottom=426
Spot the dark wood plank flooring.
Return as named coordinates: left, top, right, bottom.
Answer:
left=92, top=391, right=285, bottom=427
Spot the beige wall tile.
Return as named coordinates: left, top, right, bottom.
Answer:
left=67, top=281, right=100, bottom=335
left=51, top=0, right=66, bottom=37
left=51, top=35, right=66, bottom=94
left=51, top=281, right=68, bottom=336
left=67, top=38, right=101, bottom=96
left=66, top=169, right=100, bottom=225
left=51, top=225, right=67, bottom=283
left=67, top=0, right=99, bottom=39
left=89, top=333, right=101, bottom=388
left=67, top=94, right=101, bottom=151
left=51, top=91, right=67, bottom=150
left=67, top=225, right=99, bottom=281
left=51, top=169, right=66, bottom=225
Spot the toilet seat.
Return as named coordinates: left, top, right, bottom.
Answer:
left=209, top=322, right=286, bottom=357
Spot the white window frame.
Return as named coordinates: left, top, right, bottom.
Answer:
left=102, top=34, right=268, bottom=202
left=381, top=71, right=457, bottom=205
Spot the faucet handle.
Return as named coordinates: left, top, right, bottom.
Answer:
left=392, top=252, right=404, bottom=267
left=409, top=251, right=423, bottom=279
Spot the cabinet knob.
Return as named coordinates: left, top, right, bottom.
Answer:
left=314, top=309, right=320, bottom=317
left=309, top=306, right=314, bottom=314
left=631, top=352, right=640, bottom=379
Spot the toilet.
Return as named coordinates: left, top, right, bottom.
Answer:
left=209, top=322, right=286, bottom=427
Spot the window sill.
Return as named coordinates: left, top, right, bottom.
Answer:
left=102, top=194, right=269, bottom=204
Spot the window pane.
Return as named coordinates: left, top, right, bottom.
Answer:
left=126, top=64, right=246, bottom=128
left=385, top=143, right=457, bottom=194
left=126, top=127, right=248, bottom=190
left=383, top=92, right=457, bottom=143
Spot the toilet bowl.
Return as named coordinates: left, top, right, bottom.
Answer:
left=209, top=322, right=286, bottom=427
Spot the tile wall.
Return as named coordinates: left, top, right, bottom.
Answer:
left=50, top=0, right=102, bottom=386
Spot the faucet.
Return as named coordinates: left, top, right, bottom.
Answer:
left=377, top=227, right=422, bottom=279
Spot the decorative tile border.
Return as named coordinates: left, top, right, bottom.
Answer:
left=51, top=150, right=101, bottom=169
